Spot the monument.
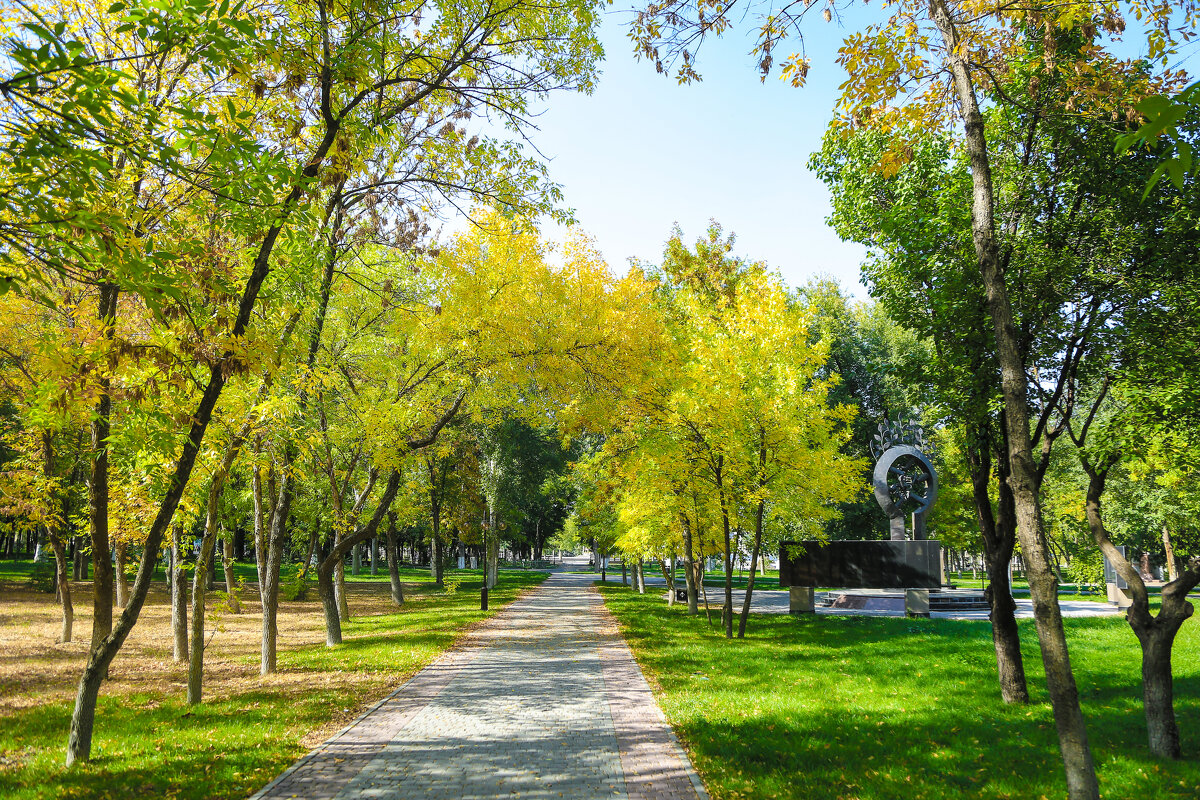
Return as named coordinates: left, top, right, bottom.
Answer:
left=870, top=416, right=938, bottom=541
left=780, top=415, right=957, bottom=616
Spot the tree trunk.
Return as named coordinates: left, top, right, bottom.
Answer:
left=661, top=559, right=675, bottom=605
left=386, top=516, right=403, bottom=605
left=433, top=535, right=444, bottom=587
left=737, top=499, right=766, bottom=639
left=187, top=526, right=218, bottom=704
left=317, top=470, right=403, bottom=645
left=65, top=115, right=332, bottom=763
left=170, top=527, right=188, bottom=663
left=715, top=461, right=734, bottom=639
left=260, top=470, right=291, bottom=675
left=317, top=558, right=342, bottom=647
left=928, top=3, right=1097, bottom=795
left=114, top=541, right=129, bottom=608
left=370, top=537, right=378, bottom=576
left=1162, top=524, right=1179, bottom=583
left=51, top=532, right=73, bottom=643
left=222, top=533, right=240, bottom=614
left=86, top=282, right=118, bottom=653
left=73, top=536, right=85, bottom=580
left=966, top=428, right=1029, bottom=704
left=1081, top=462, right=1200, bottom=759
left=486, top=531, right=499, bottom=590
left=334, top=532, right=350, bottom=622
left=1136, top=624, right=1183, bottom=758
left=681, top=511, right=698, bottom=615
left=253, top=462, right=267, bottom=590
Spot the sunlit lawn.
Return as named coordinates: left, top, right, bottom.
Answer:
left=0, top=570, right=547, bottom=800
left=599, top=583, right=1200, bottom=800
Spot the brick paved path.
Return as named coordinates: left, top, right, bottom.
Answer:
left=249, top=565, right=706, bottom=800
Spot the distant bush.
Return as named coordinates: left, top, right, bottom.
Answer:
left=285, top=566, right=311, bottom=601
left=27, top=562, right=56, bottom=593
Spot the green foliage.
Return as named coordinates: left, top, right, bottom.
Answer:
left=26, top=561, right=55, bottom=593
left=1068, top=548, right=1105, bottom=588
left=442, top=576, right=461, bottom=595
left=1116, top=84, right=1200, bottom=196
left=283, top=565, right=311, bottom=602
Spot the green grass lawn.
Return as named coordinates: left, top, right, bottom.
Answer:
left=0, top=570, right=546, bottom=800
left=598, top=583, right=1200, bottom=800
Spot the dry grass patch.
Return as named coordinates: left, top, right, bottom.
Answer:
left=0, top=569, right=548, bottom=799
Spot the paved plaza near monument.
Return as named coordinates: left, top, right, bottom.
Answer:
left=250, top=558, right=705, bottom=800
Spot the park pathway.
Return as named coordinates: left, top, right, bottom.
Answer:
left=249, top=561, right=706, bottom=800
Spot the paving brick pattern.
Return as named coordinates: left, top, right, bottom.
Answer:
left=249, top=566, right=706, bottom=800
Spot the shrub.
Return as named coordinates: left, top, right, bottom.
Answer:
left=443, top=575, right=461, bottom=595
left=27, top=562, right=56, bottom=593
left=285, top=566, right=311, bottom=601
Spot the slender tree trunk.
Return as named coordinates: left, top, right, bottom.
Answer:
left=737, top=499, right=766, bottom=639
left=433, top=535, right=444, bottom=587
left=222, top=533, right=240, bottom=614
left=51, top=532, right=73, bottom=643
left=715, top=461, right=734, bottom=639
left=187, top=528, right=218, bottom=703
left=370, top=537, right=378, bottom=576
left=1162, top=524, right=1179, bottom=583
left=966, top=429, right=1029, bottom=703
left=253, top=462, right=267, bottom=590
left=317, top=559, right=342, bottom=647
left=386, top=516, right=403, bottom=605
left=681, top=511, right=698, bottom=615
left=661, top=559, right=675, bottom=605
left=73, top=536, right=85, bottom=580
left=334, top=531, right=349, bottom=622
left=188, top=461, right=243, bottom=704
left=928, top=3, right=1096, bottom=795
left=87, top=286, right=118, bottom=651
left=170, top=527, right=188, bottom=663
left=260, top=468, right=292, bottom=675
left=114, top=542, right=129, bottom=608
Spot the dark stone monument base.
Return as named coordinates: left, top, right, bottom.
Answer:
left=779, top=539, right=942, bottom=590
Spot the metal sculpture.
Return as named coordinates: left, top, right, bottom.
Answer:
left=871, top=416, right=938, bottom=541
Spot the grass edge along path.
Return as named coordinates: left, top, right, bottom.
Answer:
left=597, top=582, right=1200, bottom=800
left=0, top=570, right=548, bottom=800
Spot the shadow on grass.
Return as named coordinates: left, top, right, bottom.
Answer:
left=599, top=584, right=1200, bottom=800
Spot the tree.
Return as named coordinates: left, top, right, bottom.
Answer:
left=1, top=0, right=607, bottom=763
left=630, top=2, right=1200, bottom=795
left=611, top=225, right=862, bottom=637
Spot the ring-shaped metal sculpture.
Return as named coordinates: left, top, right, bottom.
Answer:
left=873, top=444, right=938, bottom=521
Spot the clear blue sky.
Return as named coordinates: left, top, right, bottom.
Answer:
left=528, top=7, right=876, bottom=294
